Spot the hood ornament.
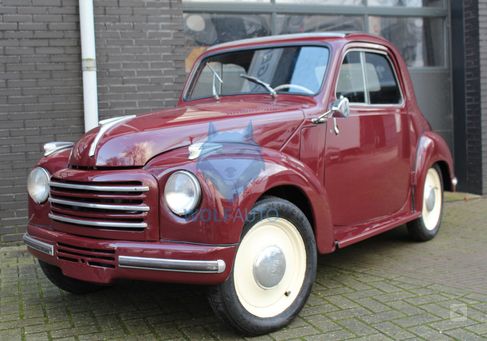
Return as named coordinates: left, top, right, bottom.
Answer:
left=89, top=115, right=135, bottom=157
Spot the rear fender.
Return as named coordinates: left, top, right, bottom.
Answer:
left=413, top=132, right=455, bottom=212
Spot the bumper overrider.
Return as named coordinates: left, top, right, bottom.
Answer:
left=24, top=225, right=235, bottom=285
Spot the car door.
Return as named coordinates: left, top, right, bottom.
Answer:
left=324, top=49, right=411, bottom=228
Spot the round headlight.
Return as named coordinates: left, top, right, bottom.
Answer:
left=27, top=167, right=50, bottom=204
left=164, top=171, right=201, bottom=216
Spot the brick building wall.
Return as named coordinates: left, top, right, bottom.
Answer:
left=480, top=0, right=487, bottom=195
left=451, top=0, right=485, bottom=195
left=0, top=0, right=185, bottom=244
left=95, top=0, right=186, bottom=120
left=463, top=0, right=483, bottom=194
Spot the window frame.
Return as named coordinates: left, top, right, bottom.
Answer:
left=183, top=43, right=332, bottom=102
left=335, top=47, right=405, bottom=108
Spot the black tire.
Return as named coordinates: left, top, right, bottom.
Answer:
left=208, top=196, right=317, bottom=336
left=39, top=260, right=105, bottom=295
left=407, top=165, right=444, bottom=242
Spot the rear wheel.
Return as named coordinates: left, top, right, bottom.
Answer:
left=39, top=260, right=105, bottom=294
left=208, top=197, right=317, bottom=336
left=407, top=165, right=444, bottom=241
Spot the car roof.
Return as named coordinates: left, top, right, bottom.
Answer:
left=206, top=32, right=386, bottom=52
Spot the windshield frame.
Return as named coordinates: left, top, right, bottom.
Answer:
left=183, top=43, right=332, bottom=102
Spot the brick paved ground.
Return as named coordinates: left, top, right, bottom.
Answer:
left=1, top=197, right=487, bottom=340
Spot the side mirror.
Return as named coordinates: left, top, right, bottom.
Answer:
left=331, top=96, right=350, bottom=118
left=311, top=96, right=350, bottom=124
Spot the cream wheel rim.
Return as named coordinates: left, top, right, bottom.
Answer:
left=233, top=217, right=307, bottom=318
left=422, top=168, right=442, bottom=230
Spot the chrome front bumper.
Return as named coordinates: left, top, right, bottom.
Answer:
left=118, top=255, right=226, bottom=273
left=23, top=233, right=226, bottom=274
left=23, top=233, right=54, bottom=256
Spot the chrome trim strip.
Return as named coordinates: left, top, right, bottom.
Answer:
left=49, top=181, right=149, bottom=192
left=49, top=197, right=149, bottom=212
left=118, top=256, right=226, bottom=274
left=209, top=32, right=347, bottom=51
left=23, top=233, right=54, bottom=256
left=49, top=213, right=147, bottom=229
left=89, top=115, right=135, bottom=157
left=43, top=142, right=74, bottom=156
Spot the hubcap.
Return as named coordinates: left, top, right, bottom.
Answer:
left=425, top=186, right=436, bottom=212
left=253, top=246, right=286, bottom=289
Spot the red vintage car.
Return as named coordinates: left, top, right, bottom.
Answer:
left=24, top=32, right=456, bottom=335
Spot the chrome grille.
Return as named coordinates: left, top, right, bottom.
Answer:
left=49, top=179, right=150, bottom=230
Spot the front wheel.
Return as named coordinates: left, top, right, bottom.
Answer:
left=407, top=165, right=444, bottom=241
left=208, top=197, right=317, bottom=336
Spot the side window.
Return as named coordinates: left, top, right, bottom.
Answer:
left=364, top=53, right=402, bottom=104
left=336, top=51, right=365, bottom=103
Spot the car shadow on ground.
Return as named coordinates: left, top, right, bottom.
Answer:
left=37, top=225, right=416, bottom=337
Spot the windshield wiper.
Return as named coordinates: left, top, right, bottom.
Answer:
left=240, top=74, right=276, bottom=98
left=207, top=64, right=223, bottom=100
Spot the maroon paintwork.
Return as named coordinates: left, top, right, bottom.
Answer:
left=27, top=33, right=455, bottom=285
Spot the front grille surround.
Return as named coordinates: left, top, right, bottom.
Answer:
left=47, top=171, right=159, bottom=241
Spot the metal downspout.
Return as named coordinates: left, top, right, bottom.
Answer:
left=79, top=0, right=99, bottom=132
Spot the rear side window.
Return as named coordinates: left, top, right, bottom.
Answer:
left=336, top=51, right=365, bottom=103
left=364, top=52, right=402, bottom=104
left=336, top=50, right=402, bottom=105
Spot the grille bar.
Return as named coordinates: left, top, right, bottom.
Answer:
left=57, top=242, right=116, bottom=268
left=50, top=205, right=146, bottom=221
left=57, top=243, right=115, bottom=258
left=49, top=197, right=149, bottom=212
left=58, top=251, right=115, bottom=264
left=50, top=189, right=146, bottom=200
left=49, top=213, right=147, bottom=229
left=49, top=181, right=149, bottom=192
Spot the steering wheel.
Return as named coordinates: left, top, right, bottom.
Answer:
left=273, top=84, right=314, bottom=95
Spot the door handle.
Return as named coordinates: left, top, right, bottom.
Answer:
left=333, top=117, right=340, bottom=135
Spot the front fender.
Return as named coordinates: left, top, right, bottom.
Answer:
left=241, top=147, right=335, bottom=254
left=145, top=145, right=335, bottom=253
left=414, top=132, right=455, bottom=212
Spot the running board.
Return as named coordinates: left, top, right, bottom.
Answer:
left=336, top=212, right=421, bottom=249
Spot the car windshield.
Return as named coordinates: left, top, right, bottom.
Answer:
left=186, top=46, right=330, bottom=101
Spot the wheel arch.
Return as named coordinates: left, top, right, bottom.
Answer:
left=259, top=185, right=315, bottom=235
left=248, top=170, right=335, bottom=255
left=413, top=132, right=455, bottom=212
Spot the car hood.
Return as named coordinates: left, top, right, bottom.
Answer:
left=69, top=99, right=307, bottom=168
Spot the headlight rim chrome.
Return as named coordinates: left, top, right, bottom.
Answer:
left=164, top=170, right=201, bottom=216
left=27, top=167, right=51, bottom=204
